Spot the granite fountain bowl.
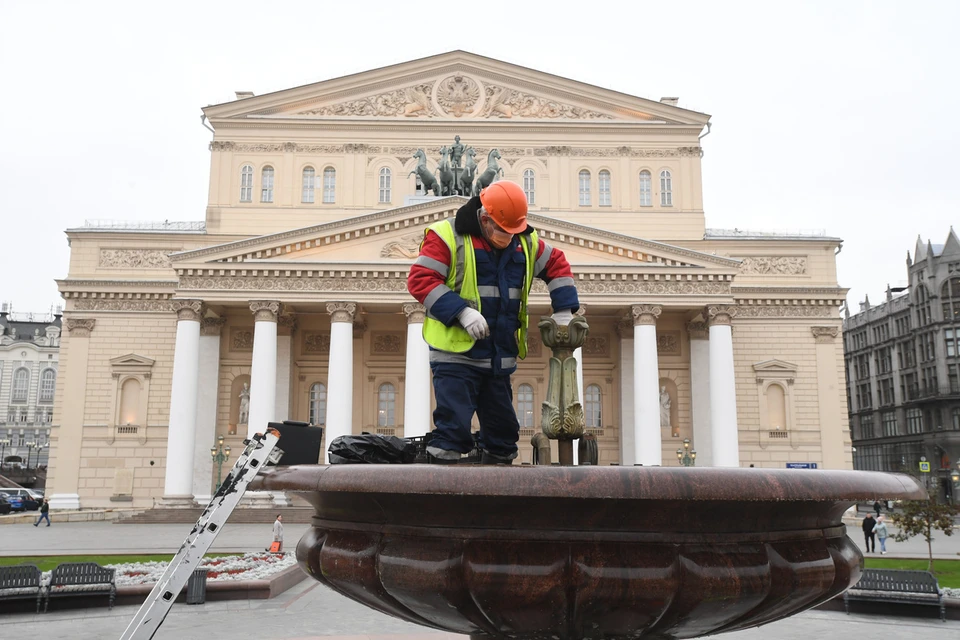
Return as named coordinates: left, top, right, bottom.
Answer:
left=254, top=465, right=925, bottom=640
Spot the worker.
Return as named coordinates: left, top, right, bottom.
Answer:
left=407, top=181, right=579, bottom=464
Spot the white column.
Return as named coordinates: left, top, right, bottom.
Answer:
left=325, top=302, right=356, bottom=462
left=193, top=317, right=224, bottom=504
left=247, top=301, right=280, bottom=438
left=688, top=320, right=713, bottom=467
left=403, top=303, right=431, bottom=438
left=274, top=316, right=295, bottom=422
left=707, top=305, right=740, bottom=467
left=632, top=304, right=662, bottom=466
left=618, top=317, right=635, bottom=466
left=161, top=300, right=203, bottom=506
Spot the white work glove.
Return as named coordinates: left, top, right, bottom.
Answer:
left=458, top=307, right=490, bottom=340
left=552, top=309, right=574, bottom=325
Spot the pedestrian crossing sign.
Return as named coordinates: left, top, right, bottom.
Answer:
left=919, top=461, right=931, bottom=473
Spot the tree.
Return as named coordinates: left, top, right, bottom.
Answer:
left=890, top=495, right=959, bottom=572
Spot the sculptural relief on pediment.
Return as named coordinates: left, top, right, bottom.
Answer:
left=381, top=231, right=425, bottom=259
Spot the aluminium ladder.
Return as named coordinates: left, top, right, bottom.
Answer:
left=119, top=428, right=283, bottom=640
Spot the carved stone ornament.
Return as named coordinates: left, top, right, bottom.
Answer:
left=372, top=333, right=404, bottom=354
left=615, top=316, right=633, bottom=338
left=482, top=84, right=613, bottom=120
left=526, top=334, right=543, bottom=358
left=538, top=315, right=590, bottom=447
left=738, top=256, right=808, bottom=276
left=249, top=300, right=281, bottom=323
left=200, top=317, right=226, bottom=336
left=180, top=275, right=409, bottom=294
left=277, top=315, right=298, bottom=334
left=811, top=326, right=840, bottom=343
left=231, top=328, right=254, bottom=351
left=327, top=302, right=357, bottom=324
left=686, top=321, right=709, bottom=340
left=706, top=305, right=737, bottom=326
left=436, top=75, right=482, bottom=117
left=657, top=331, right=682, bottom=355
left=576, top=281, right=731, bottom=296
left=300, top=84, right=438, bottom=118
left=65, top=318, right=96, bottom=337
left=381, top=231, right=425, bottom=259
left=631, top=304, right=662, bottom=326
left=172, top=299, right=204, bottom=322
left=583, top=334, right=609, bottom=357
left=303, top=332, right=331, bottom=354
left=99, top=249, right=174, bottom=269
left=353, top=320, right=367, bottom=340
left=403, top=302, right=426, bottom=324
left=71, top=299, right=174, bottom=312
left=735, top=305, right=836, bottom=318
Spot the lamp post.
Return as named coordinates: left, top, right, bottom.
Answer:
left=0, top=439, right=9, bottom=467
left=25, top=442, right=37, bottom=469
left=210, top=434, right=231, bottom=492
left=676, top=438, right=697, bottom=467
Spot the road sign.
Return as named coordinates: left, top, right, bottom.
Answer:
left=919, top=461, right=931, bottom=473
left=785, top=463, right=818, bottom=469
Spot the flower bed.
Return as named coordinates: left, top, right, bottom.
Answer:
left=39, top=553, right=297, bottom=587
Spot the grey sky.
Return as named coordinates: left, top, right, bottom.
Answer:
left=0, top=0, right=956, bottom=313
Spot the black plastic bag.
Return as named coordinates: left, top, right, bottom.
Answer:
left=328, top=434, right=417, bottom=464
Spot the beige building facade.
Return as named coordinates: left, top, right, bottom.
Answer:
left=47, top=52, right=851, bottom=509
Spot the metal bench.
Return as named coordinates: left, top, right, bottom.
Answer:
left=0, top=564, right=43, bottom=613
left=844, top=568, right=945, bottom=621
left=45, top=562, right=116, bottom=612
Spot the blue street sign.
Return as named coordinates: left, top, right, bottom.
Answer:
left=785, top=463, right=818, bottom=469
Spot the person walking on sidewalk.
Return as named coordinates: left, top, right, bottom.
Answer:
left=873, top=515, right=889, bottom=554
left=861, top=512, right=876, bottom=552
left=271, top=514, right=283, bottom=553
left=873, top=500, right=882, bottom=517
left=33, top=499, right=50, bottom=527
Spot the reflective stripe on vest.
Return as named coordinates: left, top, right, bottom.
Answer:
left=420, top=219, right=538, bottom=360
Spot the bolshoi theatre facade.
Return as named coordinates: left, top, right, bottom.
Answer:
left=47, top=51, right=851, bottom=509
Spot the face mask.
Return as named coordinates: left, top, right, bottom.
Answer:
left=481, top=215, right=514, bottom=249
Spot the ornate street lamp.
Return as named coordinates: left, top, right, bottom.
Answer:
left=676, top=438, right=697, bottom=467
left=210, top=434, right=231, bottom=492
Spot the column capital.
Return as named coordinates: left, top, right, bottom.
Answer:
left=200, top=317, right=226, bottom=336
left=615, top=316, right=633, bottom=338
left=327, top=301, right=357, bottom=324
left=811, top=325, right=840, bottom=343
left=172, top=299, right=204, bottom=322
left=706, top=305, right=737, bottom=327
left=277, top=314, right=298, bottom=336
left=65, top=318, right=96, bottom=337
left=631, top=304, right=662, bottom=326
left=249, top=300, right=282, bottom=323
left=686, top=321, right=709, bottom=340
left=403, top=302, right=426, bottom=324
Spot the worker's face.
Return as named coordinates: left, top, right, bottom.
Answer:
left=479, top=209, right=514, bottom=249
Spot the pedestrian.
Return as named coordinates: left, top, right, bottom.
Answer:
left=873, top=500, right=882, bottom=517
left=873, top=515, right=889, bottom=554
left=271, top=514, right=283, bottom=552
left=33, top=499, right=51, bottom=527
left=407, top=181, right=580, bottom=465
left=861, top=512, right=876, bottom=552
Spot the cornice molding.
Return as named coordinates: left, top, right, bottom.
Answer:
left=57, top=279, right=180, bottom=289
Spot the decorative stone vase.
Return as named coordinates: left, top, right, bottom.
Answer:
left=255, top=465, right=925, bottom=640
left=538, top=315, right=589, bottom=465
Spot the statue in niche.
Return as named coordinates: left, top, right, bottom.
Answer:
left=659, top=386, right=672, bottom=429
left=238, top=383, right=250, bottom=425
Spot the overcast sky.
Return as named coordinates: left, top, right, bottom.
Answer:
left=0, top=1, right=956, bottom=314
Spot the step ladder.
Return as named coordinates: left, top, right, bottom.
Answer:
left=119, top=428, right=283, bottom=640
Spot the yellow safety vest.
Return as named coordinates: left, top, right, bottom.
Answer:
left=421, top=220, right=538, bottom=359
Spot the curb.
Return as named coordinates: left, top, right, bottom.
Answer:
left=0, top=509, right=140, bottom=525
left=113, top=563, right=308, bottom=606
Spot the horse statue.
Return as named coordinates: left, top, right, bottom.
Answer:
left=474, top=148, right=503, bottom=195
left=410, top=149, right=441, bottom=196
left=458, top=147, right=478, bottom=196
left=437, top=146, right=457, bottom=197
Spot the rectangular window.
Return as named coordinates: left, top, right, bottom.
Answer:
left=906, top=408, right=923, bottom=434
left=954, top=407, right=960, bottom=431
left=660, top=170, right=673, bottom=206
left=240, top=165, right=253, bottom=202
left=379, top=169, right=392, bottom=204
left=323, top=168, right=336, bottom=203
left=578, top=171, right=591, bottom=206
left=598, top=171, right=611, bottom=206
left=946, top=328, right=956, bottom=357
left=639, top=171, right=652, bottom=206
left=949, top=364, right=960, bottom=394
left=879, top=378, right=895, bottom=406
left=881, top=411, right=898, bottom=437
left=860, top=413, right=875, bottom=439
left=302, top=168, right=315, bottom=203
left=261, top=167, right=274, bottom=203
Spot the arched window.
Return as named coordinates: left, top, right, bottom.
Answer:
left=379, top=167, right=392, bottom=203
left=578, top=170, right=591, bottom=206
left=119, top=378, right=142, bottom=425
left=240, top=164, right=253, bottom=202
left=585, top=384, right=602, bottom=428
left=322, top=167, right=336, bottom=203
left=659, top=170, right=673, bottom=206
left=302, top=167, right=315, bottom=203
left=517, top=384, right=534, bottom=428
left=598, top=170, right=611, bottom=206
left=261, top=166, right=275, bottom=203
left=639, top=170, right=652, bottom=206
left=309, top=383, right=327, bottom=426
left=11, top=368, right=29, bottom=403
left=766, top=384, right=787, bottom=431
left=942, top=277, right=960, bottom=321
left=39, top=369, right=56, bottom=403
left=523, top=169, right=536, bottom=205
left=377, top=383, right=396, bottom=427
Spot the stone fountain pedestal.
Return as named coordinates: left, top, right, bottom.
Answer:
left=255, top=464, right=925, bottom=639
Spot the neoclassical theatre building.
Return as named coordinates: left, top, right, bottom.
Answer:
left=48, top=51, right=851, bottom=509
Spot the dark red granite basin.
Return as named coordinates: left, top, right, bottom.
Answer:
left=255, top=465, right=925, bottom=640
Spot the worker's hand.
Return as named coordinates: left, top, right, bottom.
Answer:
left=552, top=309, right=574, bottom=325
left=458, top=307, right=490, bottom=340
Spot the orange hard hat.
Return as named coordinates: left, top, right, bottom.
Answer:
left=479, top=181, right=528, bottom=234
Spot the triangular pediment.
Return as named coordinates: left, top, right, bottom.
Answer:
left=203, top=51, right=709, bottom=126
left=109, top=354, right=156, bottom=368
left=171, top=198, right=739, bottom=273
left=752, top=359, right=799, bottom=376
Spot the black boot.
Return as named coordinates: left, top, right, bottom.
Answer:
left=480, top=451, right=514, bottom=465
